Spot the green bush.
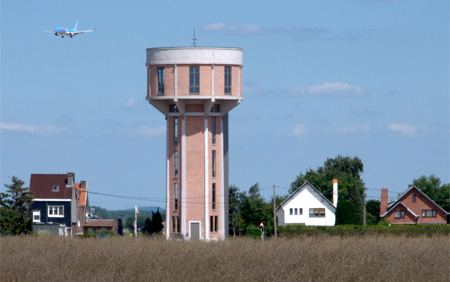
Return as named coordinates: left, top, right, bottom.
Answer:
left=277, top=225, right=450, bottom=237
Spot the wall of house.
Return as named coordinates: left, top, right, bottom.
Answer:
left=277, top=185, right=336, bottom=226
left=30, top=201, right=72, bottom=227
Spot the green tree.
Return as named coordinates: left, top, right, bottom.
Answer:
left=0, top=176, right=33, bottom=235
left=150, top=208, right=164, bottom=234
left=413, top=175, right=450, bottom=212
left=290, top=155, right=365, bottom=225
left=365, top=199, right=381, bottom=225
left=228, top=185, right=245, bottom=236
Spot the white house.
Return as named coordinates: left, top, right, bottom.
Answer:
left=276, top=180, right=338, bottom=226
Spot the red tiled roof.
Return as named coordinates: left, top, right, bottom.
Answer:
left=75, top=183, right=88, bottom=206
left=30, top=174, right=73, bottom=200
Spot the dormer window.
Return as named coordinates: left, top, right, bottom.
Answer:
left=52, top=185, right=59, bottom=192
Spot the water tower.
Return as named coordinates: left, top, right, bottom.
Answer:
left=145, top=47, right=243, bottom=240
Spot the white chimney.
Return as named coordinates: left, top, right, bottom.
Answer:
left=333, top=179, right=338, bottom=207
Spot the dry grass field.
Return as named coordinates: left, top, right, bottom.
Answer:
left=1, top=235, right=449, bottom=281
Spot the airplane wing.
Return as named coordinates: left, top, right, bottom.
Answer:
left=72, top=28, right=96, bottom=35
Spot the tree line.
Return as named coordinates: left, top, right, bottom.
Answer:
left=1, top=155, right=449, bottom=235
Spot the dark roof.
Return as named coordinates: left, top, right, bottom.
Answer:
left=276, top=181, right=335, bottom=211
left=30, top=174, right=73, bottom=200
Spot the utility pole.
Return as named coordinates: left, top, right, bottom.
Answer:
left=273, top=184, right=277, bottom=239
left=363, top=188, right=366, bottom=226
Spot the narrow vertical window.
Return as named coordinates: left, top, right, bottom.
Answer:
left=177, top=216, right=180, bottom=232
left=215, top=215, right=218, bottom=232
left=294, top=208, right=298, bottom=215
left=174, top=117, right=178, bottom=145
left=290, top=208, right=293, bottom=215
left=174, top=150, right=178, bottom=178
left=157, top=67, right=164, bottom=94
left=189, top=66, right=199, bottom=94
left=172, top=216, right=176, bottom=232
left=224, top=66, right=231, bottom=94
left=212, top=183, right=216, bottom=210
left=212, top=150, right=216, bottom=178
left=210, top=216, right=214, bottom=232
left=174, top=183, right=178, bottom=210
left=212, top=117, right=216, bottom=145
left=412, top=194, right=416, bottom=202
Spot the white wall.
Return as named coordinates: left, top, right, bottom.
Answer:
left=277, top=185, right=336, bottom=226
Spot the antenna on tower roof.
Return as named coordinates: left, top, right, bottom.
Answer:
left=192, top=29, right=197, bottom=47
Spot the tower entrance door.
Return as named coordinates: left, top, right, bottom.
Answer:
left=190, top=222, right=200, bottom=240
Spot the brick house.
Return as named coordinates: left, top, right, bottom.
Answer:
left=84, top=219, right=122, bottom=235
left=380, top=185, right=448, bottom=225
left=29, top=173, right=89, bottom=236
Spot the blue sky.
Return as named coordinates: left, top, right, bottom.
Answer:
left=1, top=0, right=448, bottom=210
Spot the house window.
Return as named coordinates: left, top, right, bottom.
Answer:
left=189, top=66, right=199, bottom=94
left=32, top=210, right=41, bottom=223
left=224, top=66, right=231, bottom=94
left=309, top=208, right=325, bottom=217
left=172, top=216, right=176, bottom=232
left=174, top=150, right=178, bottom=178
left=299, top=208, right=303, bottom=215
left=294, top=208, right=298, bottom=215
left=212, top=183, right=216, bottom=210
left=422, top=209, right=437, bottom=218
left=157, top=67, right=164, bottom=94
left=174, top=183, right=178, bottom=210
left=412, top=194, right=416, bottom=202
left=48, top=206, right=64, bottom=217
left=212, top=117, right=216, bottom=145
left=169, top=104, right=179, bottom=112
left=177, top=216, right=180, bottom=233
left=289, top=208, right=293, bottom=215
left=174, top=118, right=178, bottom=145
left=212, top=150, right=216, bottom=178
left=210, top=216, right=218, bottom=232
left=52, top=185, right=59, bottom=192
left=395, top=210, right=405, bottom=219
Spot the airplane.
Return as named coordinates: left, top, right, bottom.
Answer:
left=45, top=21, right=95, bottom=38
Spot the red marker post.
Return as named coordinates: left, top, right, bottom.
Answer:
left=259, top=222, right=264, bottom=241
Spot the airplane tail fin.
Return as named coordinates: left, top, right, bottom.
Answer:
left=74, top=20, right=79, bottom=31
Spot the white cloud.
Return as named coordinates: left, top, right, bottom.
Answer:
left=328, top=125, right=371, bottom=133
left=122, top=98, right=136, bottom=109
left=202, top=23, right=327, bottom=36
left=291, top=124, right=307, bottom=136
left=0, top=122, right=65, bottom=134
left=388, top=123, right=418, bottom=136
left=290, top=82, right=365, bottom=96
left=136, top=125, right=165, bottom=136
left=308, top=82, right=365, bottom=95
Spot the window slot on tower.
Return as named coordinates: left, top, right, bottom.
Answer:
left=169, top=104, right=179, bottom=112
left=157, top=67, right=165, bottom=94
left=174, top=150, right=178, bottom=178
left=212, top=183, right=216, bottom=210
left=174, top=183, right=178, bottom=210
left=174, top=117, right=178, bottom=145
left=224, top=66, right=231, bottom=94
left=212, top=117, right=216, bottom=145
left=189, top=66, right=199, bottom=94
left=212, top=150, right=216, bottom=178
left=210, top=104, right=220, bottom=113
